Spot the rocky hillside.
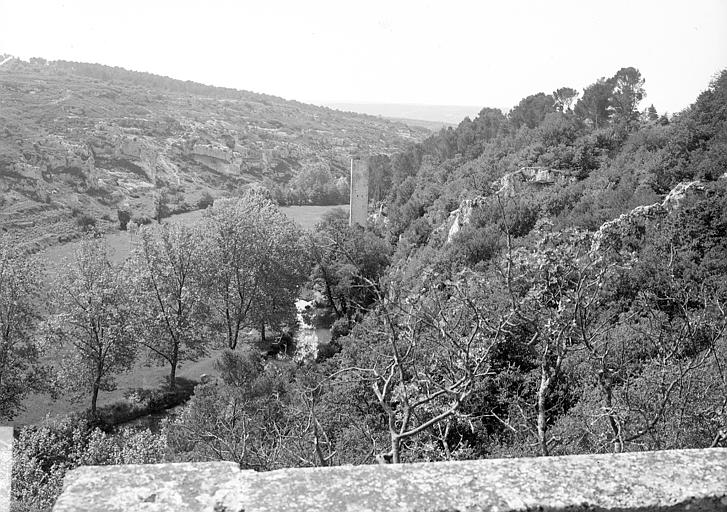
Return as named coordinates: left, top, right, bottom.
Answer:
left=0, top=56, right=427, bottom=252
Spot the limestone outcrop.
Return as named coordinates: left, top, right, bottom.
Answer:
left=189, top=143, right=242, bottom=175
left=661, top=179, right=707, bottom=211
left=443, top=176, right=712, bottom=250
left=442, top=168, right=574, bottom=244
left=590, top=180, right=708, bottom=255
left=446, top=196, right=488, bottom=243
left=493, top=166, right=575, bottom=195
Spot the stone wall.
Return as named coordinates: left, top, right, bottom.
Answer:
left=350, top=157, right=369, bottom=227
left=53, top=448, right=727, bottom=511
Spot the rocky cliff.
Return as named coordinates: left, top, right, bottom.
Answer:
left=442, top=167, right=575, bottom=243
left=441, top=172, right=714, bottom=250
left=590, top=180, right=708, bottom=255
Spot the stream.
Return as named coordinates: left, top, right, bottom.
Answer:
left=293, top=298, right=332, bottom=362
left=121, top=298, right=332, bottom=431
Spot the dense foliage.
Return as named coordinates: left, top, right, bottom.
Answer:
left=8, top=67, right=727, bottom=511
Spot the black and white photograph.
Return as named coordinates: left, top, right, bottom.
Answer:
left=1, top=1, right=726, bottom=510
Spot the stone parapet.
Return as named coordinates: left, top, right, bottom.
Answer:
left=53, top=449, right=727, bottom=511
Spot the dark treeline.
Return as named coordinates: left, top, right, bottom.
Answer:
left=6, top=67, right=727, bottom=511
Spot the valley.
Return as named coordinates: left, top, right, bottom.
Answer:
left=12, top=203, right=344, bottom=427
left=0, top=57, right=425, bottom=254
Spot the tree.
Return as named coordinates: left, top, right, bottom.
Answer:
left=336, top=269, right=511, bottom=463
left=647, top=104, right=658, bottom=122
left=249, top=208, right=310, bottom=343
left=201, top=194, right=285, bottom=349
left=289, top=163, right=341, bottom=205
left=368, top=155, right=392, bottom=203
left=509, top=93, right=556, bottom=129
left=117, top=208, right=131, bottom=230
left=609, top=67, right=646, bottom=125
left=154, top=188, right=171, bottom=223
left=0, top=241, right=43, bottom=420
left=167, top=348, right=294, bottom=469
left=310, top=209, right=391, bottom=321
left=130, top=223, right=208, bottom=391
left=473, top=107, right=508, bottom=141
left=575, top=78, right=614, bottom=128
left=13, top=416, right=167, bottom=511
left=553, top=87, right=579, bottom=112
left=46, top=238, right=136, bottom=414
left=511, top=228, right=614, bottom=455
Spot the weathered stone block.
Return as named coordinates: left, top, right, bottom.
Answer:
left=54, top=462, right=244, bottom=512
left=53, top=449, right=727, bottom=511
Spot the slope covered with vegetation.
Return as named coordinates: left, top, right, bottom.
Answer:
left=0, top=56, right=427, bottom=253
left=6, top=66, right=727, bottom=511
left=322, top=66, right=727, bottom=461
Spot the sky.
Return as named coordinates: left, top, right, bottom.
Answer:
left=1, top=0, right=726, bottom=118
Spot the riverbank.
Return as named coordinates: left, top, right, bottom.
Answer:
left=12, top=204, right=345, bottom=428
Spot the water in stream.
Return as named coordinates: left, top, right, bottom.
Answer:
left=120, top=299, right=331, bottom=431
left=293, top=298, right=332, bottom=362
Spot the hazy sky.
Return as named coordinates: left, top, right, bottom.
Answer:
left=1, top=0, right=726, bottom=115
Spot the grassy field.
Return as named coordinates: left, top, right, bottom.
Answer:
left=13, top=204, right=347, bottom=427
left=280, top=204, right=348, bottom=230
left=36, top=204, right=348, bottom=276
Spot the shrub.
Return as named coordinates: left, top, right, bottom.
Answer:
left=75, top=213, right=96, bottom=230
left=95, top=379, right=197, bottom=427
left=117, top=209, right=131, bottom=230
left=330, top=317, right=350, bottom=341
left=316, top=341, right=341, bottom=362
left=131, top=214, right=152, bottom=226
left=13, top=415, right=167, bottom=511
left=197, top=192, right=214, bottom=209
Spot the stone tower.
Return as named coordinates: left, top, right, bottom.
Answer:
left=349, top=156, right=369, bottom=227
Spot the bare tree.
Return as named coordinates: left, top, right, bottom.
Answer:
left=340, top=270, right=512, bottom=463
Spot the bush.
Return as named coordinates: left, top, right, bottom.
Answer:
left=13, top=415, right=167, bottom=511
left=315, top=341, right=341, bottom=362
left=197, top=192, right=214, bottom=209
left=75, top=213, right=96, bottom=230
left=117, top=209, right=131, bottom=230
left=95, top=379, right=197, bottom=427
left=131, top=214, right=152, bottom=226
left=330, top=317, right=350, bottom=341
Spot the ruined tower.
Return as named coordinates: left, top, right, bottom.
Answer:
left=349, top=156, right=369, bottom=227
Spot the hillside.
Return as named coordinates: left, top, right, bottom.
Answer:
left=0, top=56, right=428, bottom=252
left=301, top=67, right=727, bottom=464
left=372, top=68, right=727, bottom=252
